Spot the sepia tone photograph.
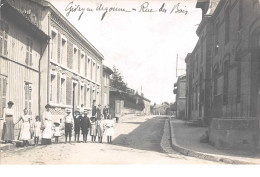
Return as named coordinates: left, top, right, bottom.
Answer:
left=0, top=0, right=260, bottom=165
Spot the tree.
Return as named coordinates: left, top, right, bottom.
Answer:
left=110, top=66, right=128, bottom=92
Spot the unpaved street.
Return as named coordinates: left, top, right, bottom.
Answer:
left=0, top=116, right=218, bottom=164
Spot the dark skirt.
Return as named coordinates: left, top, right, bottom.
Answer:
left=2, top=117, right=14, bottom=141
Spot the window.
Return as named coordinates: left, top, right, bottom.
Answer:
left=60, top=78, right=65, bottom=104
left=214, top=65, right=219, bottom=96
left=80, top=53, right=85, bottom=76
left=236, top=62, right=241, bottom=102
left=215, top=22, right=219, bottom=55
left=97, top=65, right=100, bottom=83
left=0, top=75, right=7, bottom=118
left=80, top=85, right=84, bottom=105
left=225, top=6, right=230, bottom=44
left=50, top=30, right=57, bottom=61
left=88, top=58, right=91, bottom=79
left=24, top=82, right=32, bottom=115
left=26, top=38, right=33, bottom=66
left=50, top=74, right=56, bottom=102
left=85, top=56, right=88, bottom=77
left=92, top=62, right=96, bottom=81
left=61, top=38, right=67, bottom=65
left=223, top=60, right=229, bottom=105
left=0, top=20, right=9, bottom=56
left=104, top=93, right=107, bottom=106
left=73, top=47, right=78, bottom=72
left=200, top=40, right=203, bottom=63
left=104, top=73, right=107, bottom=86
left=195, top=84, right=198, bottom=110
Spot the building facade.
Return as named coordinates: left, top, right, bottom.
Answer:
left=174, top=75, right=186, bottom=119
left=0, top=1, right=49, bottom=138
left=102, top=65, right=113, bottom=109
left=6, top=0, right=104, bottom=122
left=185, top=0, right=260, bottom=150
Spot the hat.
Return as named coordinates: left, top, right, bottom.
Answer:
left=84, top=109, right=90, bottom=113
left=65, top=108, right=72, bottom=113
left=54, top=122, right=60, bottom=126
left=7, top=101, right=14, bottom=105
left=90, top=117, right=96, bottom=122
left=45, top=104, right=51, bottom=109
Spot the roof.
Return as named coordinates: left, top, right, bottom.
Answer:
left=109, top=87, right=127, bottom=93
left=103, top=65, right=113, bottom=75
left=136, top=94, right=151, bottom=102
left=1, top=0, right=49, bottom=41
left=31, top=0, right=104, bottom=60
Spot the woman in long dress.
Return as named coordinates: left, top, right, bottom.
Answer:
left=2, top=101, right=15, bottom=143
left=105, top=116, right=115, bottom=144
left=15, top=108, right=31, bottom=146
left=41, top=104, right=52, bottom=145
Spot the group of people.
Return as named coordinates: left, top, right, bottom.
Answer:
left=1, top=100, right=115, bottom=146
left=62, top=102, right=114, bottom=144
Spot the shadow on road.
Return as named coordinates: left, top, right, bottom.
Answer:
left=112, top=116, right=167, bottom=153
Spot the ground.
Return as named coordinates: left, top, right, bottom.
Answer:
left=0, top=116, right=219, bottom=164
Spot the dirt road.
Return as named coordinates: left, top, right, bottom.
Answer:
left=0, top=116, right=218, bottom=164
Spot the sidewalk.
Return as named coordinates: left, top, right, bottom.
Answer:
left=169, top=118, right=260, bottom=164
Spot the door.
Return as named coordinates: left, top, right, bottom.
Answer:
left=115, top=100, right=121, bottom=117
left=72, top=83, right=77, bottom=115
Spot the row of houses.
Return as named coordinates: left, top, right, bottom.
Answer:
left=0, top=0, right=151, bottom=139
left=174, top=0, right=260, bottom=151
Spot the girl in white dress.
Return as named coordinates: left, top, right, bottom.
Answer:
left=15, top=108, right=31, bottom=146
left=53, top=122, right=61, bottom=144
left=42, top=104, right=52, bottom=145
left=34, top=116, right=41, bottom=146
left=105, top=117, right=115, bottom=144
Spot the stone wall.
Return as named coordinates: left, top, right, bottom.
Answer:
left=209, top=118, right=260, bottom=151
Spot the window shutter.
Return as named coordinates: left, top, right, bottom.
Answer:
left=84, top=84, right=87, bottom=106
left=85, top=56, right=87, bottom=77
left=57, top=33, right=61, bottom=63
left=57, top=73, right=60, bottom=104
left=66, top=77, right=72, bottom=105
left=3, top=79, right=7, bottom=96
left=78, top=49, right=80, bottom=73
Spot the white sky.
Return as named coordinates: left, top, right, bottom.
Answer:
left=49, top=0, right=202, bottom=104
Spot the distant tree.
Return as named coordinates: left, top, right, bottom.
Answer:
left=111, top=66, right=128, bottom=92
left=162, top=102, right=170, bottom=105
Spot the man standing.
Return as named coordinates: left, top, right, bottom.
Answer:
left=97, top=104, right=102, bottom=120
left=64, top=109, right=73, bottom=144
left=92, top=100, right=97, bottom=118
left=103, top=106, right=107, bottom=119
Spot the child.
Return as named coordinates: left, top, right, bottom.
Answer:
left=34, top=116, right=41, bottom=146
left=90, top=116, right=97, bottom=142
left=105, top=116, right=115, bottom=144
left=96, top=114, right=105, bottom=143
left=53, top=122, right=61, bottom=144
